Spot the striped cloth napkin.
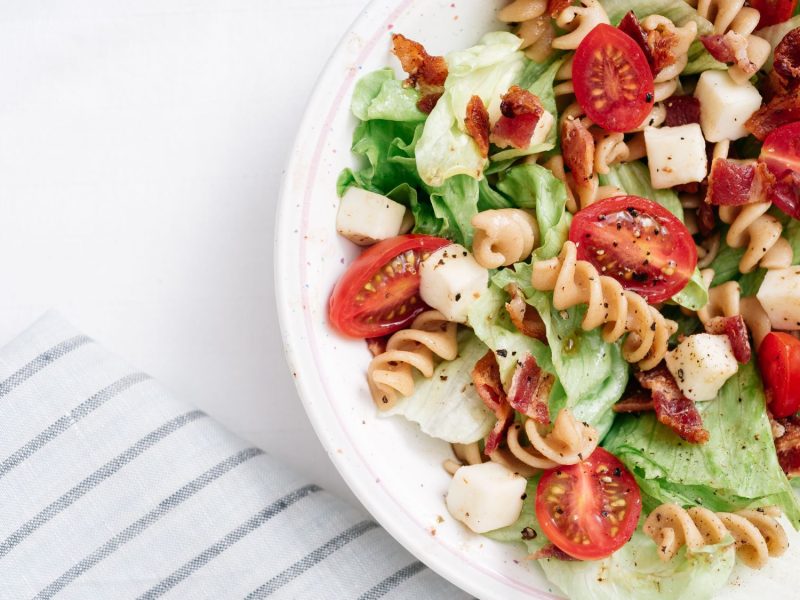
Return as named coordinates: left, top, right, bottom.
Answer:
left=0, top=312, right=470, bottom=599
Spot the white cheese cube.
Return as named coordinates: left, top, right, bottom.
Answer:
left=420, top=244, right=488, bottom=324
left=644, top=124, right=708, bottom=189
left=757, top=267, right=800, bottom=330
left=665, top=334, right=739, bottom=402
left=694, top=70, right=762, bottom=142
left=336, top=187, right=407, bottom=246
left=446, top=462, right=527, bottom=533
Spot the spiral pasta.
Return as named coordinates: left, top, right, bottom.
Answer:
left=644, top=503, right=788, bottom=568
left=532, top=241, right=678, bottom=369
left=368, top=310, right=458, bottom=410
left=506, top=409, right=599, bottom=469
left=593, top=131, right=647, bottom=175
left=719, top=203, right=794, bottom=273
left=696, top=0, right=772, bottom=83
left=552, top=0, right=610, bottom=50
left=543, top=155, right=623, bottom=214
left=641, top=16, right=697, bottom=102
left=498, top=0, right=555, bottom=63
left=471, top=209, right=539, bottom=268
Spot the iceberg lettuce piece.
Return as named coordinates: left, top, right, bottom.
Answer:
left=416, top=32, right=525, bottom=186
left=351, top=68, right=426, bottom=122
left=384, top=331, right=494, bottom=444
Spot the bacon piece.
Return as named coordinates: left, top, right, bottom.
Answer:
left=505, top=284, right=547, bottom=342
left=773, top=28, right=800, bottom=84
left=472, top=351, right=513, bottom=456
left=664, top=96, right=701, bottom=127
left=696, top=201, right=716, bottom=237
left=491, top=86, right=545, bottom=150
left=465, top=95, right=490, bottom=158
left=531, top=544, right=578, bottom=561
left=647, top=22, right=680, bottom=75
left=613, top=395, right=656, bottom=413
left=702, top=32, right=757, bottom=76
left=746, top=92, right=800, bottom=140
left=774, top=416, right=800, bottom=478
left=391, top=34, right=448, bottom=96
left=365, top=336, right=388, bottom=357
left=636, top=365, right=710, bottom=444
left=704, top=315, right=751, bottom=364
left=619, top=12, right=655, bottom=73
left=562, top=118, right=595, bottom=188
left=770, top=169, right=800, bottom=219
left=416, top=92, right=442, bottom=114
left=706, top=159, right=775, bottom=206
left=507, top=354, right=553, bottom=424
left=701, top=34, right=736, bottom=63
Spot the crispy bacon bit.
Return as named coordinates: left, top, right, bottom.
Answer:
left=547, top=0, right=572, bottom=17
left=531, top=543, right=578, bottom=561
left=507, top=354, right=553, bottom=424
left=562, top=118, right=595, bottom=188
left=505, top=285, right=547, bottom=342
left=697, top=201, right=716, bottom=237
left=619, top=12, right=655, bottom=73
left=647, top=22, right=679, bottom=75
left=614, top=381, right=656, bottom=413
left=774, top=416, right=800, bottom=478
left=391, top=34, right=448, bottom=96
left=472, top=351, right=513, bottom=456
left=706, top=159, right=775, bottom=206
left=701, top=34, right=736, bottom=63
left=465, top=95, right=490, bottom=158
left=702, top=32, right=757, bottom=76
left=491, top=86, right=545, bottom=150
left=770, top=169, right=800, bottom=219
left=664, top=96, right=701, bottom=127
left=416, top=92, right=442, bottom=114
left=773, top=28, right=800, bottom=84
left=746, top=92, right=800, bottom=140
left=704, top=315, right=751, bottom=363
left=636, top=365, right=710, bottom=444
left=365, top=336, right=388, bottom=357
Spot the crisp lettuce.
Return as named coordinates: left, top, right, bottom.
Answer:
left=426, top=175, right=480, bottom=247
left=683, top=40, right=727, bottom=76
left=604, top=362, right=800, bottom=526
left=756, top=15, right=800, bottom=70
left=351, top=68, right=426, bottom=122
left=602, top=0, right=713, bottom=34
left=541, top=531, right=735, bottom=600
left=384, top=331, right=494, bottom=443
left=416, top=32, right=525, bottom=186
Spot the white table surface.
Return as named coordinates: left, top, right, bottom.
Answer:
left=0, top=0, right=372, bottom=503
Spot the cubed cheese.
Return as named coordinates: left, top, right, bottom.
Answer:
left=644, top=124, right=708, bottom=189
left=665, top=334, right=739, bottom=402
left=446, top=462, right=526, bottom=533
left=757, top=267, right=800, bottom=330
left=694, top=70, right=762, bottom=142
left=336, top=187, right=407, bottom=246
left=420, top=244, right=488, bottom=324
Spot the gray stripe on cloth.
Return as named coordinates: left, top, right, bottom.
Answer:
left=0, top=372, right=151, bottom=481
left=0, top=335, right=91, bottom=399
left=0, top=409, right=207, bottom=559
left=357, top=561, right=427, bottom=600
left=245, top=520, right=380, bottom=599
left=135, top=484, right=322, bottom=600
left=33, top=446, right=264, bottom=600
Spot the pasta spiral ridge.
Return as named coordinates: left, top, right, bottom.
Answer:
left=506, top=409, right=599, bottom=469
left=641, top=16, right=697, bottom=102
left=472, top=209, right=539, bottom=268
left=644, top=503, right=788, bottom=569
left=552, top=0, right=610, bottom=50
left=498, top=0, right=555, bottom=63
left=544, top=156, right=623, bottom=214
left=531, top=241, right=678, bottom=370
left=719, top=202, right=794, bottom=273
left=368, top=310, right=458, bottom=410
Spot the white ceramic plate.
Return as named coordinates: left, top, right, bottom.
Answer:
left=275, top=2, right=800, bottom=598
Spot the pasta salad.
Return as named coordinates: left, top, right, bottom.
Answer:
left=329, top=0, right=800, bottom=598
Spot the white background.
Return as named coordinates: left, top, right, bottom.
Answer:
left=0, top=0, right=371, bottom=502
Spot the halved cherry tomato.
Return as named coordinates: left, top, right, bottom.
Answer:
left=569, top=196, right=698, bottom=304
left=760, top=122, right=800, bottom=178
left=572, top=24, right=655, bottom=132
left=750, top=0, right=798, bottom=27
left=759, top=332, right=800, bottom=418
left=535, top=448, right=642, bottom=561
left=329, top=234, right=449, bottom=338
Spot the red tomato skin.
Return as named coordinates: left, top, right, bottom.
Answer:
left=750, top=0, right=798, bottom=27
left=759, top=332, right=800, bottom=418
left=572, top=24, right=655, bottom=132
left=760, top=122, right=800, bottom=178
left=329, top=234, right=450, bottom=338
left=535, top=448, right=643, bottom=561
left=569, top=196, right=698, bottom=304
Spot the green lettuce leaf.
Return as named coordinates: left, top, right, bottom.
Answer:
left=484, top=479, right=547, bottom=554
left=602, top=0, right=713, bottom=34
left=672, top=267, right=709, bottom=311
left=416, top=32, right=525, bottom=187
left=541, top=531, right=735, bottom=600
left=351, top=68, right=426, bottom=122
left=384, top=331, right=494, bottom=443
left=683, top=40, right=728, bottom=75
left=604, top=362, right=800, bottom=527
left=426, top=175, right=480, bottom=247
left=756, top=15, right=800, bottom=70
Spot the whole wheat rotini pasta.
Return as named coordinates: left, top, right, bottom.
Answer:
left=368, top=310, right=458, bottom=410
left=498, top=0, right=555, bottom=63
left=644, top=503, right=788, bottom=569
left=506, top=409, right=599, bottom=469
left=531, top=241, right=678, bottom=369
left=552, top=0, right=610, bottom=50
left=471, top=209, right=539, bottom=268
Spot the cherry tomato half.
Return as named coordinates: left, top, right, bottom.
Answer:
left=569, top=196, right=698, bottom=303
left=329, top=234, right=450, bottom=338
left=760, top=122, right=800, bottom=178
left=759, top=332, right=800, bottom=418
left=572, top=24, right=655, bottom=132
left=535, top=448, right=642, bottom=561
left=750, top=0, right=798, bottom=27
